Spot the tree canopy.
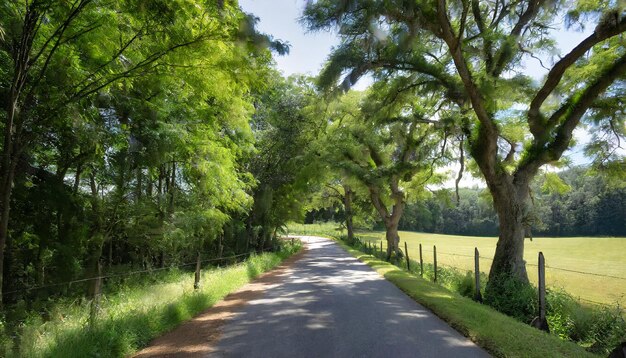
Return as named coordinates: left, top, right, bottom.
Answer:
left=303, top=0, right=626, bottom=299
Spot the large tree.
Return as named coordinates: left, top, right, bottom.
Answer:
left=317, top=88, right=447, bottom=260
left=303, top=1, right=626, bottom=296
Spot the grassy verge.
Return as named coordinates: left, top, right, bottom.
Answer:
left=334, top=240, right=598, bottom=358
left=2, top=240, right=302, bottom=358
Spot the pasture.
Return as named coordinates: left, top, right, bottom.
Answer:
left=358, top=230, right=626, bottom=307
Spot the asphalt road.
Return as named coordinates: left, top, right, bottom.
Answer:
left=209, top=236, right=490, bottom=358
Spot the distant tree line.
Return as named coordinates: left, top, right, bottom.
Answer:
left=308, top=167, right=626, bottom=238
left=400, top=167, right=626, bottom=237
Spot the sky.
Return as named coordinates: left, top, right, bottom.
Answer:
left=239, top=1, right=338, bottom=77
left=238, top=1, right=603, bottom=187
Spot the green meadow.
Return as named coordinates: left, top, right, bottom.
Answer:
left=357, top=230, right=626, bottom=307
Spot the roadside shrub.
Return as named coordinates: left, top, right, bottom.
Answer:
left=481, top=274, right=537, bottom=323
left=587, top=305, right=626, bottom=355
left=456, top=272, right=475, bottom=298
left=546, top=289, right=578, bottom=340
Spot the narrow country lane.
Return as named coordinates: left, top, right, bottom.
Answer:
left=208, top=236, right=489, bottom=358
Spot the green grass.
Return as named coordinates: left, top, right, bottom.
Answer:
left=353, top=230, right=626, bottom=307
left=2, top=241, right=302, bottom=358
left=335, top=240, right=599, bottom=358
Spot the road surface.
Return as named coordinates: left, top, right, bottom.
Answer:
left=209, top=236, right=489, bottom=357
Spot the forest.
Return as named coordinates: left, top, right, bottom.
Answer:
left=0, top=0, right=625, bottom=356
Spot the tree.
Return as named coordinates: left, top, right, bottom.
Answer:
left=245, top=75, right=324, bottom=250
left=316, top=88, right=447, bottom=260
left=303, top=0, right=626, bottom=296
left=0, top=0, right=285, bottom=305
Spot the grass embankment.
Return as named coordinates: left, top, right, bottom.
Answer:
left=3, top=241, right=302, bottom=358
left=336, top=241, right=597, bottom=358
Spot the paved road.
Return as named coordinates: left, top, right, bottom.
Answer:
left=209, top=236, right=490, bottom=358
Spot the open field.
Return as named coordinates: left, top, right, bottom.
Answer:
left=360, top=231, right=626, bottom=307
left=287, top=223, right=626, bottom=307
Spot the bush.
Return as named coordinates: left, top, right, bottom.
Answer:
left=546, top=289, right=579, bottom=340
left=484, top=274, right=537, bottom=323
left=456, top=272, right=475, bottom=298
left=587, top=305, right=626, bottom=355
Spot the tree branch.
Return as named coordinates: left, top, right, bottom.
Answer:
left=471, top=0, right=494, bottom=72
left=491, top=0, right=544, bottom=77
left=455, top=136, right=465, bottom=205
left=528, top=15, right=626, bottom=137
left=517, top=51, right=626, bottom=180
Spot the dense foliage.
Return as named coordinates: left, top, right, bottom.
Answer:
left=0, top=0, right=318, bottom=313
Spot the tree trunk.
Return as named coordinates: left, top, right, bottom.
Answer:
left=168, top=161, right=176, bottom=214
left=146, top=168, right=153, bottom=197
left=385, top=198, right=404, bottom=261
left=74, top=164, right=82, bottom=193
left=384, top=220, right=401, bottom=261
left=0, top=155, right=18, bottom=307
left=368, top=183, right=405, bottom=262
left=343, top=185, right=354, bottom=242
left=108, top=238, right=113, bottom=267
left=135, top=167, right=142, bottom=201
left=486, top=177, right=530, bottom=288
left=2, top=228, right=14, bottom=304
left=86, top=172, right=105, bottom=296
left=218, top=234, right=224, bottom=258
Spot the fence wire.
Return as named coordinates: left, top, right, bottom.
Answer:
left=4, top=250, right=269, bottom=296
left=362, top=238, right=625, bottom=307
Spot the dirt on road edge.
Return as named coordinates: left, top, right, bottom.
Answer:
left=133, top=246, right=307, bottom=358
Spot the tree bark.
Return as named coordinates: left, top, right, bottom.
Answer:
left=74, top=164, right=82, bottom=193
left=343, top=185, right=354, bottom=242
left=168, top=161, right=176, bottom=214
left=384, top=200, right=404, bottom=261
left=135, top=166, right=142, bottom=201
left=0, top=157, right=17, bottom=307
left=86, top=172, right=105, bottom=296
left=369, top=184, right=405, bottom=261
left=486, top=175, right=530, bottom=284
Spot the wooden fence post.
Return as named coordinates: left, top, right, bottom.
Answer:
left=474, top=248, right=482, bottom=302
left=194, top=252, right=201, bottom=290
left=89, top=261, right=102, bottom=327
left=531, top=252, right=550, bottom=332
left=404, top=241, right=410, bottom=271
left=433, top=245, right=438, bottom=283
left=380, top=241, right=383, bottom=256
left=419, top=243, right=423, bottom=277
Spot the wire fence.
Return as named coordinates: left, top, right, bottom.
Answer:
left=361, top=238, right=625, bottom=308
left=4, top=250, right=268, bottom=296
left=419, top=248, right=626, bottom=281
